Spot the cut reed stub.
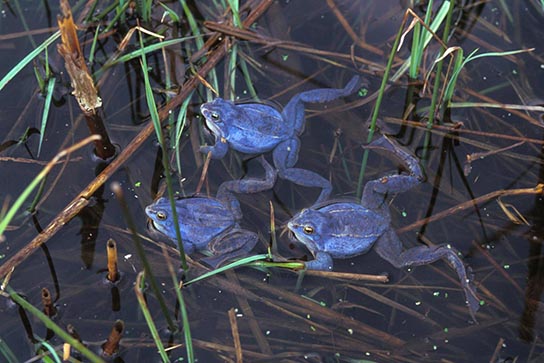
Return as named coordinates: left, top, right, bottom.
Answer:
left=63, top=324, right=83, bottom=361
left=101, top=319, right=124, bottom=357
left=67, top=324, right=82, bottom=343
left=106, top=238, right=120, bottom=283
left=41, top=287, right=57, bottom=318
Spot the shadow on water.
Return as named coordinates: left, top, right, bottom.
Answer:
left=1, top=1, right=544, bottom=362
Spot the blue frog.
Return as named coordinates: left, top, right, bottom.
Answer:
left=145, top=156, right=276, bottom=268
left=200, top=76, right=361, bottom=204
left=287, top=136, right=480, bottom=318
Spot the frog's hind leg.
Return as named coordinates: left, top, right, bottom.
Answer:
left=375, top=229, right=480, bottom=320
left=217, top=156, right=278, bottom=219
left=282, top=75, right=361, bottom=134
left=364, top=135, right=423, bottom=179
left=361, top=136, right=424, bottom=210
left=273, top=138, right=332, bottom=204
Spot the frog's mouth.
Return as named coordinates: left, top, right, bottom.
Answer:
left=196, top=116, right=213, bottom=139
left=147, top=218, right=159, bottom=232
left=202, top=118, right=220, bottom=137
left=286, top=222, right=319, bottom=258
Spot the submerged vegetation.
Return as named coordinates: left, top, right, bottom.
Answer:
left=1, top=0, right=544, bottom=362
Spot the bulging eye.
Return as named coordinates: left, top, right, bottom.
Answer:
left=211, top=112, right=220, bottom=121
left=303, top=225, right=314, bottom=234
left=157, top=212, right=167, bottom=220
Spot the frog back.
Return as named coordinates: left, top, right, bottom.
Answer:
left=317, top=202, right=390, bottom=259
left=228, top=103, right=292, bottom=153
left=178, top=197, right=237, bottom=247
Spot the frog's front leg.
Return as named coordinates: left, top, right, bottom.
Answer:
left=375, top=229, right=480, bottom=320
left=273, top=138, right=332, bottom=204
left=304, top=251, right=334, bottom=271
left=201, top=229, right=259, bottom=268
left=200, top=134, right=229, bottom=159
left=282, top=75, right=361, bottom=134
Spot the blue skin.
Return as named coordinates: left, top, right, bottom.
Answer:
left=145, top=156, right=276, bottom=268
left=200, top=76, right=361, bottom=204
left=287, top=136, right=480, bottom=319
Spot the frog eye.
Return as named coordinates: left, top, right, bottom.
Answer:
left=210, top=112, right=220, bottom=121
left=303, top=225, right=314, bottom=234
left=156, top=211, right=167, bottom=220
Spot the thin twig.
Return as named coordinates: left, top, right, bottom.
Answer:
left=398, top=184, right=544, bottom=233
left=228, top=308, right=243, bottom=363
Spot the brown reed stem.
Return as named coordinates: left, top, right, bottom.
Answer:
left=106, top=238, right=119, bottom=283
left=41, top=287, right=57, bottom=317
left=101, top=320, right=124, bottom=357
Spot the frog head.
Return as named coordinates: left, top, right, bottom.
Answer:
left=287, top=208, right=329, bottom=257
left=145, top=197, right=177, bottom=239
left=200, top=98, right=239, bottom=139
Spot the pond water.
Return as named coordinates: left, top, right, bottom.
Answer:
left=1, top=1, right=544, bottom=362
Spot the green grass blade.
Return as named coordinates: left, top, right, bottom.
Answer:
left=134, top=272, right=170, bottom=363
left=33, top=65, right=45, bottom=94
left=38, top=77, right=56, bottom=157
left=0, top=136, right=99, bottom=238
left=228, top=43, right=239, bottom=100
left=173, top=96, right=192, bottom=175
left=112, top=182, right=177, bottom=333
left=238, top=55, right=258, bottom=99
left=0, top=337, right=18, bottom=363
left=226, top=0, right=242, bottom=28
left=88, top=24, right=101, bottom=65
left=175, top=288, right=194, bottom=362
left=36, top=339, right=62, bottom=363
left=166, top=262, right=194, bottom=362
left=103, top=36, right=198, bottom=70
left=356, top=12, right=406, bottom=198
left=0, top=31, right=60, bottom=92
left=442, top=48, right=466, bottom=104
left=443, top=48, right=531, bottom=106
left=11, top=0, right=36, bottom=48
left=425, top=0, right=454, bottom=130
left=185, top=254, right=269, bottom=285
left=179, top=0, right=205, bottom=49
left=7, top=287, right=105, bottom=363
left=391, top=1, right=450, bottom=83
left=159, top=2, right=180, bottom=23
left=140, top=55, right=188, bottom=269
left=409, top=21, right=421, bottom=78
left=409, top=0, right=433, bottom=78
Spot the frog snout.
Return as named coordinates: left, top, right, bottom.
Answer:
left=278, top=222, right=294, bottom=239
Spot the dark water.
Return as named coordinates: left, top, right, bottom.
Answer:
left=1, top=1, right=544, bottom=362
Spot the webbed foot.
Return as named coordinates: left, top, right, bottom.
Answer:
left=296, top=75, right=362, bottom=104
left=375, top=229, right=480, bottom=320
left=273, top=138, right=332, bottom=205
left=280, top=168, right=332, bottom=205
left=284, top=75, right=363, bottom=133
